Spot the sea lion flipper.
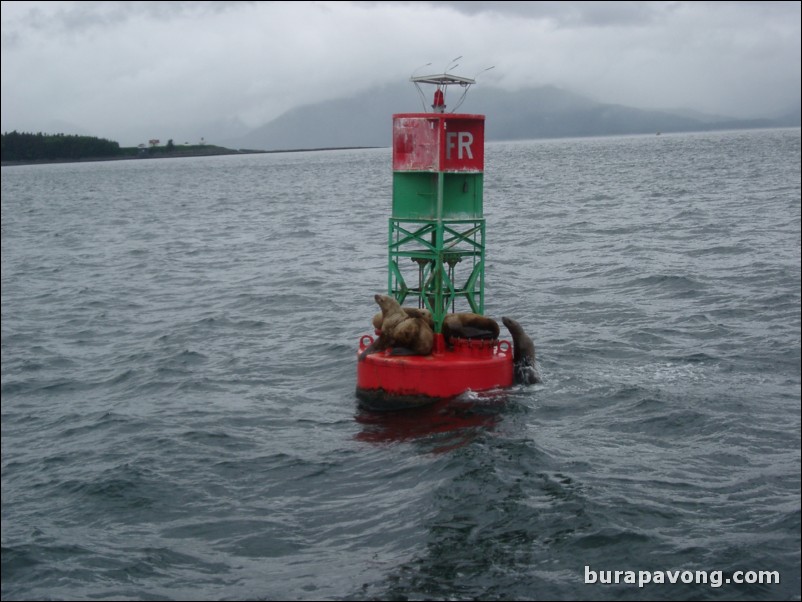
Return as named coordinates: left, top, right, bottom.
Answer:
left=458, top=326, right=497, bottom=339
left=389, top=346, right=418, bottom=356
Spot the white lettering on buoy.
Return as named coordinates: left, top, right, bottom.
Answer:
left=446, top=132, right=474, bottom=160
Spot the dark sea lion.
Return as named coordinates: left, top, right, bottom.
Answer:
left=442, top=313, right=500, bottom=342
left=360, top=294, right=434, bottom=361
left=502, top=317, right=541, bottom=384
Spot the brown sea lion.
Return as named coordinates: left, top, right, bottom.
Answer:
left=372, top=307, right=433, bottom=332
left=502, top=317, right=541, bottom=384
left=442, top=313, right=500, bottom=342
left=360, top=294, right=434, bottom=361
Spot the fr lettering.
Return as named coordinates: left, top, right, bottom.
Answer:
left=446, top=132, right=474, bottom=160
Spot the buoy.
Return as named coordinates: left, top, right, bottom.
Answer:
left=356, top=70, right=513, bottom=408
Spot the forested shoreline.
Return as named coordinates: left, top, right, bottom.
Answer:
left=1, top=131, right=123, bottom=162
left=0, top=131, right=262, bottom=165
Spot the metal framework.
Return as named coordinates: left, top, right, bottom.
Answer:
left=388, top=216, right=485, bottom=333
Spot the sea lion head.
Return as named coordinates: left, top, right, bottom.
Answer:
left=501, top=316, right=520, bottom=334
left=374, top=293, right=395, bottom=310
left=374, top=294, right=406, bottom=324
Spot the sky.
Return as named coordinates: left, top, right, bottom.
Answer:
left=1, top=0, right=800, bottom=147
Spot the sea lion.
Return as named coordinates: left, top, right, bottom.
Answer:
left=502, top=317, right=541, bottom=384
left=360, top=294, right=434, bottom=361
left=372, top=307, right=433, bottom=332
left=442, top=312, right=500, bottom=343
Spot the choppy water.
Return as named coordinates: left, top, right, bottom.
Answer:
left=2, top=128, right=800, bottom=601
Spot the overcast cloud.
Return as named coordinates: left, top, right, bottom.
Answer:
left=1, top=0, right=799, bottom=146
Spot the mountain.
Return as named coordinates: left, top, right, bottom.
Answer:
left=224, top=84, right=798, bottom=151
left=226, top=84, right=411, bottom=150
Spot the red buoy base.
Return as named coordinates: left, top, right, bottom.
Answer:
left=356, top=334, right=513, bottom=410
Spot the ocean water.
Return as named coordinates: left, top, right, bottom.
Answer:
left=1, top=128, right=800, bottom=601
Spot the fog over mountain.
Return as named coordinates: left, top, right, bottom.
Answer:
left=225, top=83, right=801, bottom=151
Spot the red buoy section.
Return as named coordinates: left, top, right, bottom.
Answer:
left=357, top=334, right=513, bottom=404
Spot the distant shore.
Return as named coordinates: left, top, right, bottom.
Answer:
left=0, top=145, right=381, bottom=167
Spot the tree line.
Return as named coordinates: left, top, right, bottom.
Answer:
left=1, top=131, right=121, bottom=162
